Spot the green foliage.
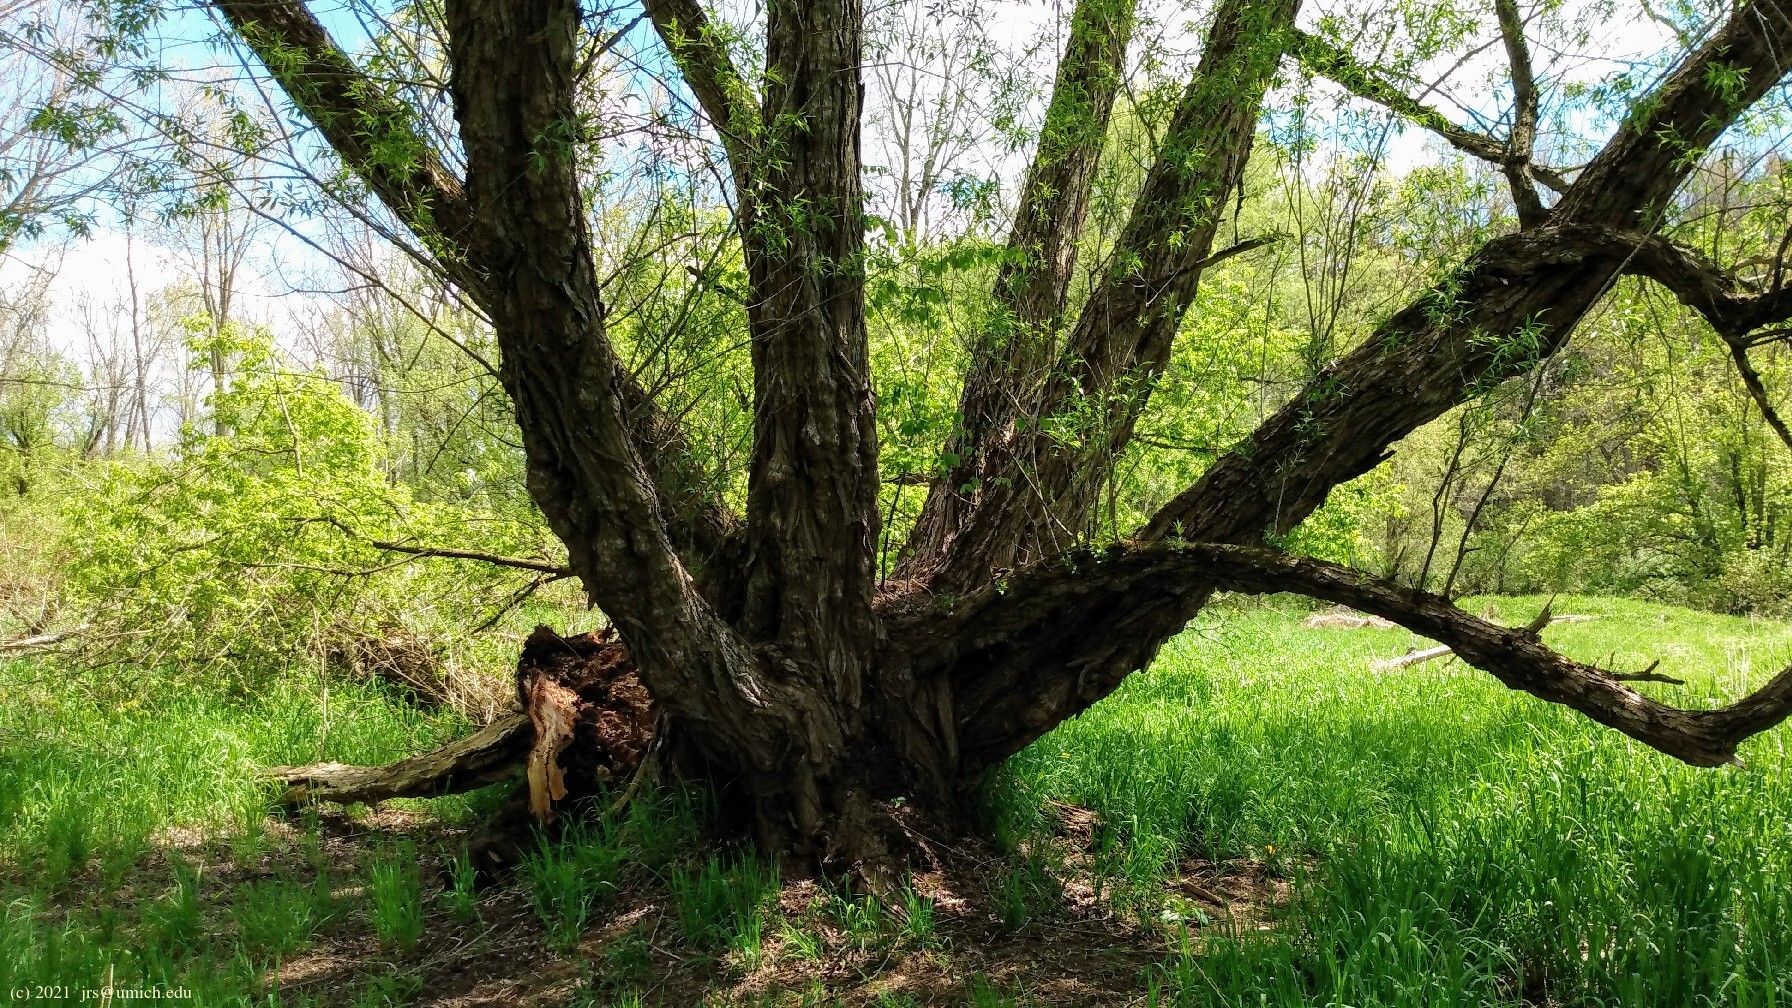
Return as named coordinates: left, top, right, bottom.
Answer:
left=440, top=849, right=480, bottom=923
left=364, top=839, right=425, bottom=950
left=667, top=850, right=780, bottom=955
left=520, top=818, right=626, bottom=953
left=56, top=321, right=560, bottom=685
left=1010, top=596, right=1792, bottom=1005
left=230, top=874, right=336, bottom=959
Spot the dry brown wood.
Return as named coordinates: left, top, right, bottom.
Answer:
left=265, top=710, right=530, bottom=806
left=524, top=675, right=579, bottom=821
left=0, top=626, right=89, bottom=651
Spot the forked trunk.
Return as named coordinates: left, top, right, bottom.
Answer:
left=218, top=0, right=1792, bottom=874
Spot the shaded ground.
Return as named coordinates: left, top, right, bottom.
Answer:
left=9, top=597, right=1791, bottom=1007
left=75, top=798, right=1291, bottom=1007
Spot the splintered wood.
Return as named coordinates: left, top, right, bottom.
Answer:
left=266, top=625, right=655, bottom=818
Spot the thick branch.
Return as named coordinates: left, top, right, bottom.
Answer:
left=733, top=0, right=881, bottom=729
left=209, top=0, right=740, bottom=578
left=1602, top=229, right=1792, bottom=339
left=930, top=544, right=1792, bottom=769
left=208, top=0, right=474, bottom=267
left=1195, top=546, right=1792, bottom=766
left=1146, top=0, right=1792, bottom=548
left=441, top=0, right=778, bottom=756
left=918, top=0, right=1297, bottom=591
left=1290, top=28, right=1569, bottom=194
left=1493, top=0, right=1547, bottom=224
left=902, top=0, right=1140, bottom=571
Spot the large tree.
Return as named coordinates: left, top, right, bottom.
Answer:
left=215, top=0, right=1792, bottom=868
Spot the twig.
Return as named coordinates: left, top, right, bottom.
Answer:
left=0, top=625, right=89, bottom=651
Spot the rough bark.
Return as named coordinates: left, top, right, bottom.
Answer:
left=947, top=0, right=1792, bottom=771
left=437, top=3, right=858, bottom=858
left=906, top=0, right=1300, bottom=592
left=901, top=0, right=1139, bottom=571
left=925, top=543, right=1792, bottom=769
left=213, top=0, right=739, bottom=580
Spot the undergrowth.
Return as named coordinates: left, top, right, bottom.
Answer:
left=2, top=595, right=1788, bottom=1005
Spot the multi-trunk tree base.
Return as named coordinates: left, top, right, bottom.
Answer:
left=220, top=0, right=1792, bottom=877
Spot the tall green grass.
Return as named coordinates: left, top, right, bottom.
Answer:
left=4, top=596, right=1789, bottom=1005
left=1007, top=595, right=1792, bottom=1006
left=0, top=659, right=475, bottom=1003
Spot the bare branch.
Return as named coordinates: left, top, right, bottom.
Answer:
left=1290, top=27, right=1570, bottom=194
left=1726, top=338, right=1792, bottom=454
left=0, top=625, right=88, bottom=651
left=1493, top=0, right=1547, bottom=224
left=367, top=541, right=573, bottom=578
left=267, top=711, right=530, bottom=805
left=904, top=0, right=1140, bottom=572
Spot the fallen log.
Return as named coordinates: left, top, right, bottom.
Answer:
left=263, top=626, right=656, bottom=818
left=265, top=710, right=532, bottom=805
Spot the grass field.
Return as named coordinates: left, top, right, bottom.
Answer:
left=2, top=595, right=1789, bottom=1006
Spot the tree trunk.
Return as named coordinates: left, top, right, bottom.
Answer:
left=215, top=0, right=1792, bottom=871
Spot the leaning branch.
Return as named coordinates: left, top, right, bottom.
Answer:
left=211, top=0, right=742, bottom=572
left=1726, top=339, right=1792, bottom=453
left=1290, top=28, right=1569, bottom=194
left=304, top=517, right=575, bottom=578
left=1605, top=229, right=1792, bottom=339
left=1185, top=544, right=1783, bottom=765
left=208, top=0, right=474, bottom=266
left=946, top=544, right=1792, bottom=768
